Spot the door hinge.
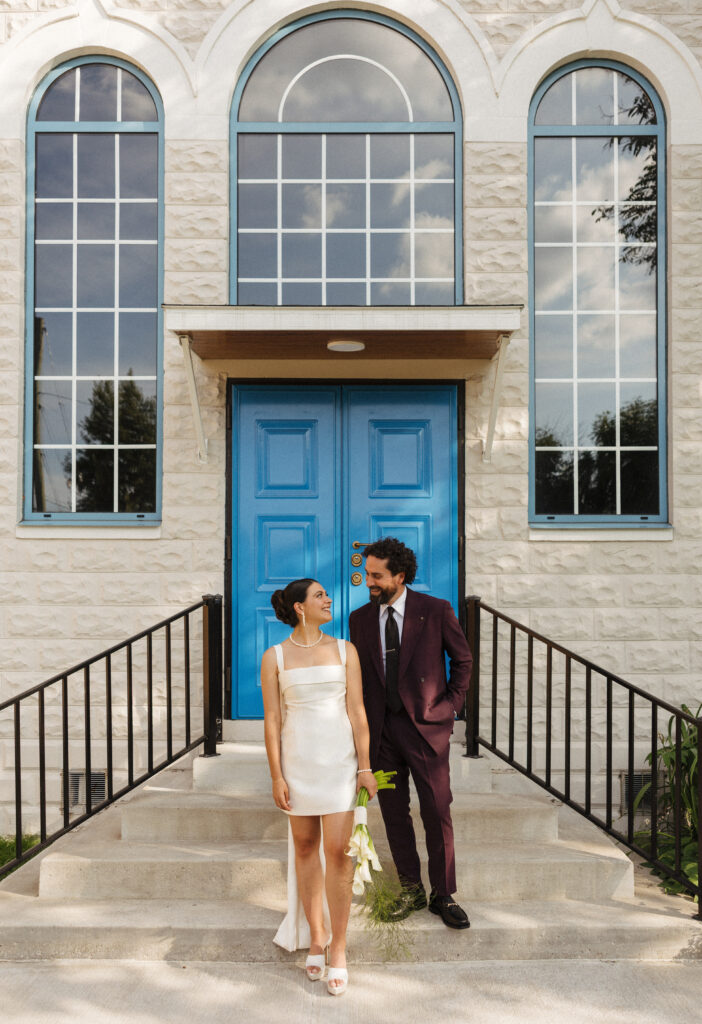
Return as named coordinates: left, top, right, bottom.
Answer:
left=226, top=534, right=232, bottom=561
left=458, top=535, right=464, bottom=563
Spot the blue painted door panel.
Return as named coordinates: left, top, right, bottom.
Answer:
left=344, top=386, right=457, bottom=619
left=231, top=383, right=457, bottom=718
left=232, top=386, right=340, bottom=718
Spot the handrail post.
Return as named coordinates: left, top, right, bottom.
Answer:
left=202, top=594, right=223, bottom=757
left=696, top=717, right=702, bottom=920
left=465, top=595, right=481, bottom=758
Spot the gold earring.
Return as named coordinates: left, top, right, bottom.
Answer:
left=302, top=611, right=307, bottom=628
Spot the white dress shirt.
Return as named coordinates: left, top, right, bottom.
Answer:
left=379, top=586, right=407, bottom=669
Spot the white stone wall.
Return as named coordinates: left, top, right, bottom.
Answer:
left=1, top=0, right=702, bottom=828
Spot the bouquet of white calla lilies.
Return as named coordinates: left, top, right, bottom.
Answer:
left=346, top=769, right=396, bottom=895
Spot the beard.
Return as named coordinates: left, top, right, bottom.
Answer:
left=369, top=584, right=399, bottom=605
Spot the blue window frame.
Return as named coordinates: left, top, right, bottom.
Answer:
left=529, top=60, right=667, bottom=526
left=24, top=57, right=164, bottom=523
left=230, top=10, right=462, bottom=306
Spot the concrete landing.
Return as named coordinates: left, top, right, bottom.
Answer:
left=3, top=959, right=702, bottom=1024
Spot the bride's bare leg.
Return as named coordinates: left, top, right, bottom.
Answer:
left=322, top=810, right=354, bottom=987
left=289, top=815, right=326, bottom=952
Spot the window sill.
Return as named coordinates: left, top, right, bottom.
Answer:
left=528, top=526, right=673, bottom=542
left=17, top=524, right=163, bottom=540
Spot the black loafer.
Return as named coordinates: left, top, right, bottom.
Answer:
left=428, top=891, right=470, bottom=929
left=387, top=881, right=427, bottom=921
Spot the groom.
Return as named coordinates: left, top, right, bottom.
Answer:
left=349, top=537, right=472, bottom=929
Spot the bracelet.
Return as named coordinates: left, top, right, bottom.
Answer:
left=357, top=769, right=373, bottom=775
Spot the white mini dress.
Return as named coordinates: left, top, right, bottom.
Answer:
left=273, top=638, right=357, bottom=951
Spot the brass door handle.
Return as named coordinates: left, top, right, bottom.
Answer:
left=351, top=541, right=374, bottom=549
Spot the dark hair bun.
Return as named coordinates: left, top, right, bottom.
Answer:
left=270, top=578, right=315, bottom=627
left=271, top=589, right=296, bottom=626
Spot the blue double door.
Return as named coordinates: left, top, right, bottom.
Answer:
left=231, top=383, right=458, bottom=718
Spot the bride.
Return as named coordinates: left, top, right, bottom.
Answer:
left=260, top=578, right=378, bottom=996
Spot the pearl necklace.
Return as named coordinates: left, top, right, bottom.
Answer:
left=289, top=631, right=324, bottom=648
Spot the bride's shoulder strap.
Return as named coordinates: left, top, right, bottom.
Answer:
left=337, top=637, right=347, bottom=666
left=274, top=644, right=285, bottom=672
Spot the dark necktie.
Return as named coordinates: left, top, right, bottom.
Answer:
left=384, top=606, right=402, bottom=713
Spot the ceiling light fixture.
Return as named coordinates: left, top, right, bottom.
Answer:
left=326, top=339, right=366, bottom=352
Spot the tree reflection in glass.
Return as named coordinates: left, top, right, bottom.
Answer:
left=532, top=65, right=662, bottom=518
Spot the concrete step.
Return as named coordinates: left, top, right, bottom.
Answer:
left=0, top=894, right=698, bottom=963
left=38, top=835, right=630, bottom=903
left=192, top=741, right=495, bottom=797
left=121, top=790, right=559, bottom=844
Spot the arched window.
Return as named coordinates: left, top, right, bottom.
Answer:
left=529, top=61, right=667, bottom=524
left=25, top=58, right=163, bottom=521
left=231, top=11, right=462, bottom=306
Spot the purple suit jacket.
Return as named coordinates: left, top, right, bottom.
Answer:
left=349, top=589, right=473, bottom=762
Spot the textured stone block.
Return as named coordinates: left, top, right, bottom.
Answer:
left=675, top=474, right=702, bottom=506
left=464, top=272, right=526, bottom=305
left=670, top=146, right=702, bottom=179
left=661, top=16, right=702, bottom=50
left=0, top=271, right=20, bottom=304
left=627, top=641, right=690, bottom=673
left=467, top=473, right=527, bottom=508
left=165, top=141, right=227, bottom=174
left=594, top=607, right=659, bottom=641
left=672, top=372, right=702, bottom=407
left=464, top=241, right=526, bottom=274
left=0, top=207, right=20, bottom=239
left=627, top=0, right=687, bottom=12
left=162, top=12, right=219, bottom=52
left=466, top=506, right=527, bottom=541
left=465, top=143, right=526, bottom=177
left=472, top=13, right=534, bottom=56
left=673, top=508, right=702, bottom=539
left=674, top=408, right=702, bottom=440
left=672, top=245, right=702, bottom=278
left=670, top=211, right=702, bottom=244
left=466, top=439, right=528, bottom=475
left=671, top=176, right=702, bottom=212
left=530, top=607, right=594, bottom=642
left=36, top=574, right=104, bottom=605
left=498, top=574, right=622, bottom=608
left=466, top=404, right=528, bottom=442
left=164, top=271, right=227, bottom=305
left=672, top=276, right=702, bottom=308
left=0, top=369, right=19, bottom=404
left=671, top=341, right=702, bottom=376
left=165, top=205, right=228, bottom=239
left=5, top=605, right=72, bottom=639
left=527, top=544, right=593, bottom=575
left=0, top=0, right=35, bottom=12
left=658, top=607, right=702, bottom=640
left=466, top=175, right=526, bottom=208
left=162, top=472, right=222, bottom=506
left=622, top=575, right=702, bottom=607
left=467, top=540, right=528, bottom=575
left=165, top=172, right=227, bottom=206
left=0, top=139, right=21, bottom=173
left=467, top=206, right=527, bottom=241
left=591, top=545, right=659, bottom=575
left=0, top=404, right=19, bottom=438
left=164, top=238, right=227, bottom=273
left=161, top=506, right=223, bottom=542
left=672, top=441, right=702, bottom=475
left=0, top=172, right=22, bottom=205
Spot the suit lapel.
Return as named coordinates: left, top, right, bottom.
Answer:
left=363, top=602, right=384, bottom=683
left=399, top=589, right=425, bottom=676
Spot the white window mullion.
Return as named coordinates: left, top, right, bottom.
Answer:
left=571, top=135, right=578, bottom=515
left=114, top=132, right=120, bottom=514
left=409, top=133, right=415, bottom=306
left=71, top=132, right=78, bottom=513
left=321, top=134, right=327, bottom=306
left=277, top=134, right=283, bottom=305
left=365, top=134, right=371, bottom=306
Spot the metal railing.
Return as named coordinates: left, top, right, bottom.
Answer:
left=465, top=596, right=701, bottom=916
left=0, top=593, right=223, bottom=880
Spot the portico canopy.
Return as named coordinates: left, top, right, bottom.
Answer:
left=163, top=304, right=522, bottom=361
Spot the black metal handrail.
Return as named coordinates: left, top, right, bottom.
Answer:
left=0, top=593, right=223, bottom=880
left=465, top=596, right=702, bottom=917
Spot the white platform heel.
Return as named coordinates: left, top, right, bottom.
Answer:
left=305, top=947, right=328, bottom=981
left=326, top=967, right=348, bottom=996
